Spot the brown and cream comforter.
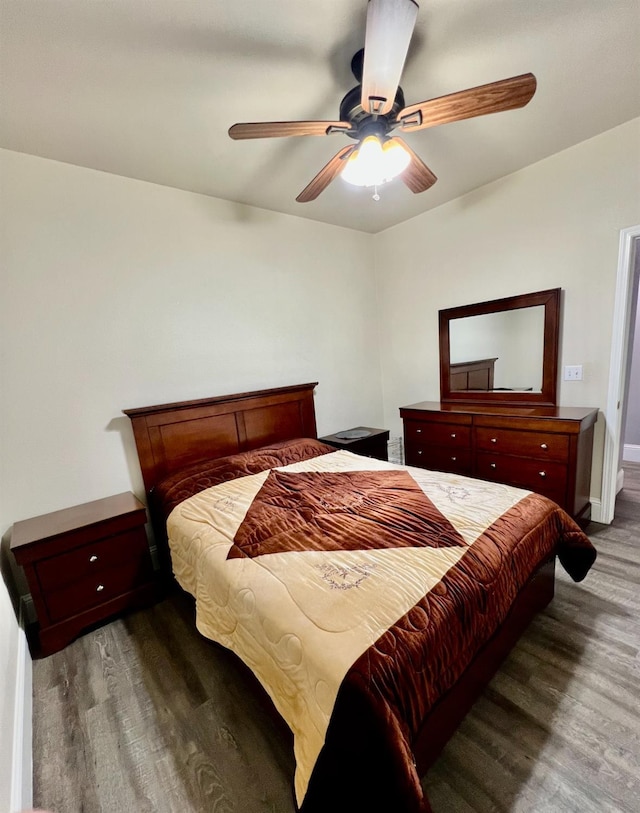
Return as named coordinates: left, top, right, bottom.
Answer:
left=157, top=438, right=596, bottom=813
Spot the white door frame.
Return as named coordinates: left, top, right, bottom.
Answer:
left=600, top=225, right=640, bottom=524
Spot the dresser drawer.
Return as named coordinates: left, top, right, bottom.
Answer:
left=400, top=403, right=597, bottom=525
left=475, top=427, right=569, bottom=461
left=35, top=526, right=149, bottom=592
left=44, top=554, right=153, bottom=623
left=406, top=445, right=472, bottom=475
left=405, top=421, right=471, bottom=449
left=475, top=452, right=567, bottom=504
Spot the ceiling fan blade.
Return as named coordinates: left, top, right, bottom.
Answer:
left=361, top=0, right=419, bottom=116
left=229, top=121, right=353, bottom=140
left=397, top=73, right=537, bottom=132
left=391, top=136, right=437, bottom=193
left=296, top=146, right=356, bottom=203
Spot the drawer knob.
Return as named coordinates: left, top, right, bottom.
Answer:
left=416, top=429, right=422, bottom=434
left=417, top=450, right=423, bottom=455
left=89, top=554, right=98, bottom=563
left=451, top=456, right=457, bottom=461
left=540, top=443, right=548, bottom=450
left=451, top=433, right=456, bottom=438
left=490, top=438, right=497, bottom=444
left=490, top=462, right=497, bottom=469
left=539, top=471, right=547, bottom=478
left=96, top=584, right=105, bottom=592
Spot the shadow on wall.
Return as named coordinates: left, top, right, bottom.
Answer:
left=1, top=527, right=26, bottom=621
left=105, top=415, right=146, bottom=501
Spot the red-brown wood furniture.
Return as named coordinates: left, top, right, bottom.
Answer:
left=401, top=401, right=597, bottom=526
left=11, top=491, right=157, bottom=656
left=319, top=426, right=390, bottom=460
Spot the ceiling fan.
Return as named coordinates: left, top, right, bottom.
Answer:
left=228, top=0, right=536, bottom=203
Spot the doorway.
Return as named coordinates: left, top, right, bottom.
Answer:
left=601, top=226, right=640, bottom=524
left=621, top=260, right=640, bottom=465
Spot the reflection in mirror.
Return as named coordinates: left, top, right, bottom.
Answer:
left=439, top=288, right=560, bottom=407
left=449, top=305, right=545, bottom=392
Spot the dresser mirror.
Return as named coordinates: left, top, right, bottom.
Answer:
left=439, top=288, right=560, bottom=406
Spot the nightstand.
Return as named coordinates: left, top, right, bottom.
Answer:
left=11, top=492, right=157, bottom=656
left=319, top=427, right=390, bottom=461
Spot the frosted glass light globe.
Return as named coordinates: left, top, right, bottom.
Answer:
left=342, top=136, right=410, bottom=187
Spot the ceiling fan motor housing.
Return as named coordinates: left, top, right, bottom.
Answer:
left=339, top=83, right=406, bottom=138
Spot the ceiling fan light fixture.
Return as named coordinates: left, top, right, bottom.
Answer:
left=341, top=135, right=410, bottom=187
left=229, top=0, right=536, bottom=203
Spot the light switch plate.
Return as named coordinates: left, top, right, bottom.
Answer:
left=564, top=365, right=583, bottom=381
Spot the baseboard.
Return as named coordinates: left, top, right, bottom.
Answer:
left=623, top=443, right=640, bottom=463
left=11, top=601, right=33, bottom=813
left=590, top=497, right=604, bottom=524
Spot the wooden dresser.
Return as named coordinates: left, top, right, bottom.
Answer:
left=400, top=401, right=598, bottom=524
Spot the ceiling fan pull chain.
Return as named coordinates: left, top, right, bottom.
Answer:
left=373, top=185, right=381, bottom=201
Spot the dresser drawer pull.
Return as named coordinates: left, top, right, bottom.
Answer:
left=416, top=429, right=422, bottom=434
left=417, top=450, right=423, bottom=455
left=540, top=443, right=548, bottom=450
left=96, top=584, right=105, bottom=592
left=89, top=555, right=98, bottom=563
left=490, top=462, right=497, bottom=469
left=450, top=433, right=456, bottom=438
left=490, top=438, right=497, bottom=444
left=539, top=471, right=547, bottom=478
left=451, top=456, right=457, bottom=462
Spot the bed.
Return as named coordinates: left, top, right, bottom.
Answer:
left=124, top=382, right=596, bottom=813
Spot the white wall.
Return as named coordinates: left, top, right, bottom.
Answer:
left=374, top=118, right=640, bottom=505
left=0, top=149, right=383, bottom=533
left=3, top=123, right=638, bottom=532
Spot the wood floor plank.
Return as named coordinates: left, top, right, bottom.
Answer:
left=33, top=464, right=640, bottom=812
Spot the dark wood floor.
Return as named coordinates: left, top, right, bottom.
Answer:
left=33, top=464, right=640, bottom=812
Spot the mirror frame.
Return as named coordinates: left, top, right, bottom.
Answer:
left=439, top=288, right=561, bottom=407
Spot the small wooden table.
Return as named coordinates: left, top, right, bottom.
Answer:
left=319, top=427, right=390, bottom=461
left=11, top=492, right=158, bottom=656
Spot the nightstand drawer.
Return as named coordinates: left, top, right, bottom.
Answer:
left=44, top=555, right=153, bottom=623
left=475, top=427, right=569, bottom=461
left=405, top=421, right=471, bottom=449
left=475, top=452, right=567, bottom=504
left=36, top=526, right=149, bottom=592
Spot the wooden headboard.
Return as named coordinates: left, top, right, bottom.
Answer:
left=123, top=382, right=319, bottom=498
left=449, top=357, right=497, bottom=391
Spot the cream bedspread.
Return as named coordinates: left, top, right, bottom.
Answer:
left=167, top=450, right=531, bottom=804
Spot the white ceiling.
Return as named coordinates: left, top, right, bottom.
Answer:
left=1, top=1, right=639, bottom=234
